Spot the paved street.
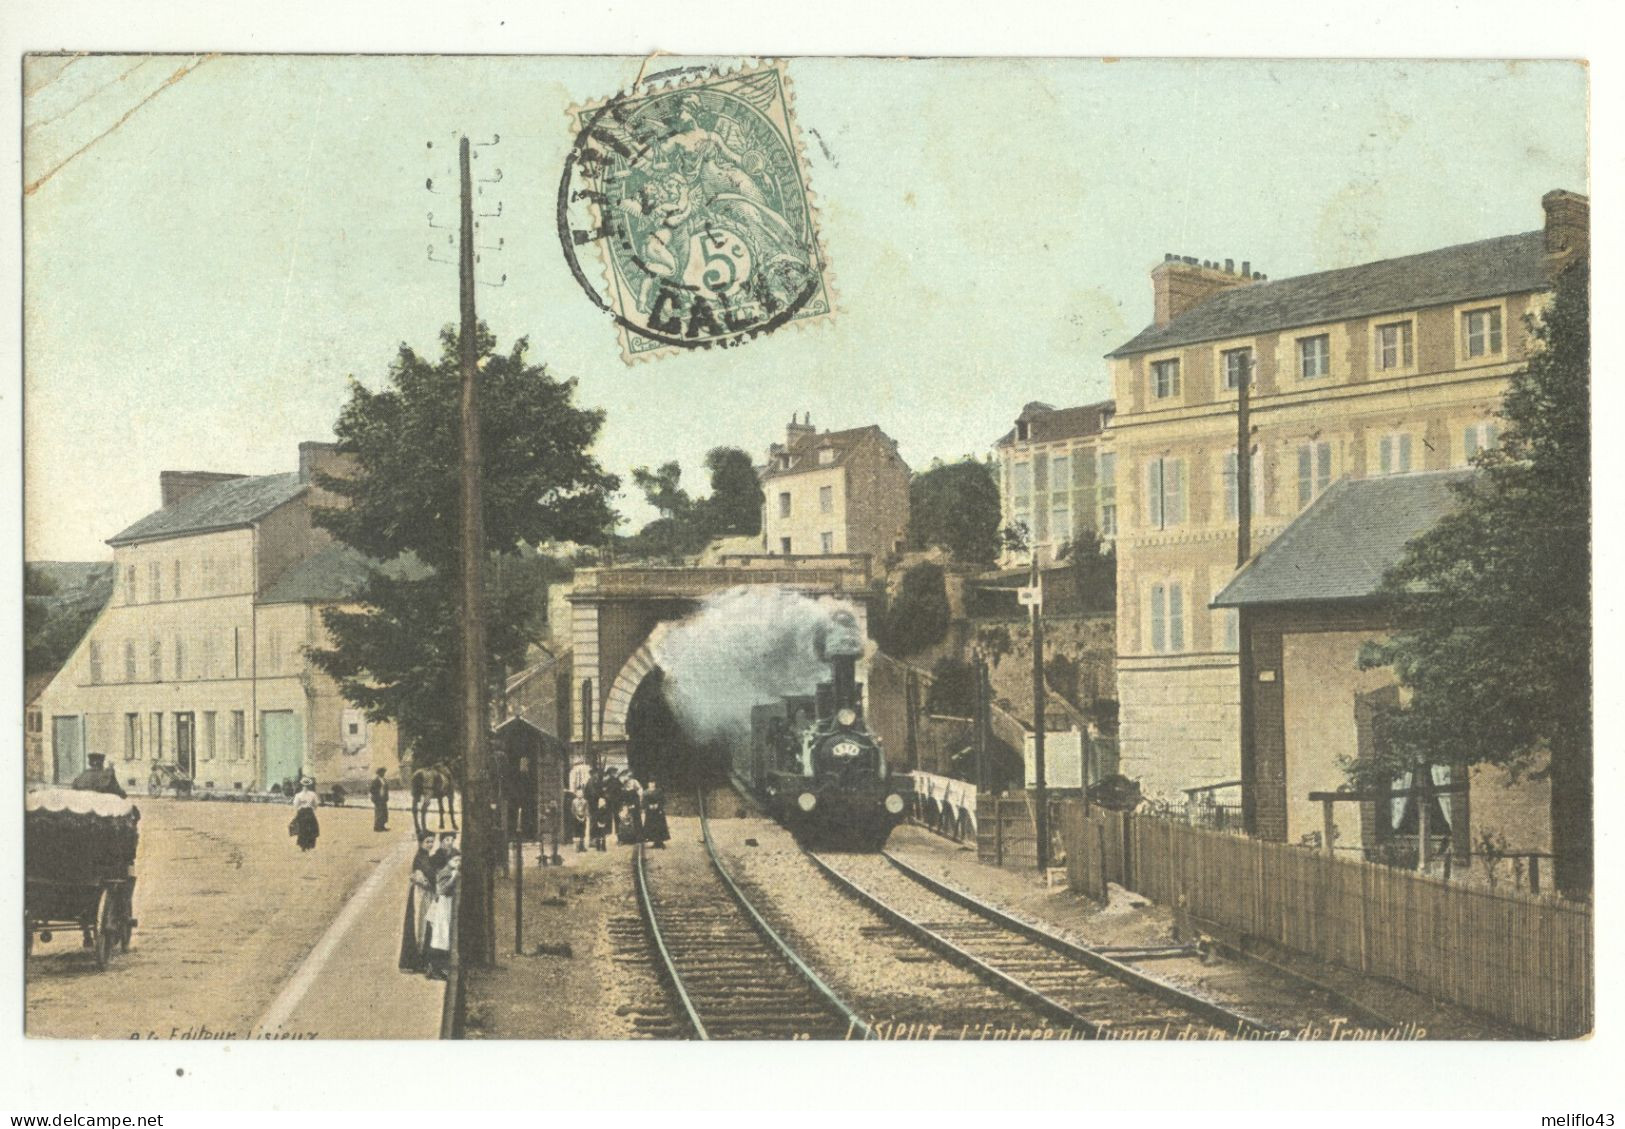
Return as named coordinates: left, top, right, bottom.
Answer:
left=26, top=797, right=443, bottom=1040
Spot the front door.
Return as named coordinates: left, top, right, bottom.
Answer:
left=52, top=716, right=84, bottom=784
left=175, top=712, right=196, bottom=777
left=260, top=710, right=303, bottom=791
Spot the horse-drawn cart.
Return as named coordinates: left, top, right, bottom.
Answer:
left=25, top=789, right=140, bottom=970
left=148, top=761, right=193, bottom=797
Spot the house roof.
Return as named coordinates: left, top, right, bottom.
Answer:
left=761, top=424, right=901, bottom=480
left=1212, top=470, right=1475, bottom=609
left=995, top=399, right=1114, bottom=448
left=257, top=543, right=431, bottom=604
left=108, top=472, right=306, bottom=546
left=1108, top=230, right=1549, bottom=358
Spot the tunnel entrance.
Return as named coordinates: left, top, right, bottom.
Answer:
left=625, top=668, right=722, bottom=789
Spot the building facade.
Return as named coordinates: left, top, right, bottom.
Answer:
left=33, top=442, right=404, bottom=794
left=759, top=414, right=910, bottom=561
left=1106, top=189, right=1587, bottom=806
left=993, top=399, right=1116, bottom=566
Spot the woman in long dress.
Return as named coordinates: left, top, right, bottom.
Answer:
left=423, top=838, right=461, bottom=981
left=291, top=778, right=320, bottom=852
left=641, top=780, right=670, bottom=849
left=399, top=832, right=439, bottom=971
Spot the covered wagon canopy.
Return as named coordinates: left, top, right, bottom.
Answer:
left=26, top=788, right=140, bottom=877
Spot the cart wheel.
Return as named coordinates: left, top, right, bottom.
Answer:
left=120, top=889, right=133, bottom=952
left=93, top=888, right=115, bottom=970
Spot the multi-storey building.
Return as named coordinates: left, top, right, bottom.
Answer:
left=33, top=442, right=405, bottom=794
left=759, top=414, right=910, bottom=561
left=1105, top=189, right=1588, bottom=808
left=993, top=399, right=1116, bottom=566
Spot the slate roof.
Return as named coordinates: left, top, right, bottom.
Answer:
left=258, top=543, right=432, bottom=605
left=1109, top=230, right=1549, bottom=358
left=108, top=472, right=305, bottom=546
left=1212, top=470, right=1475, bottom=609
left=995, top=399, right=1115, bottom=448
left=761, top=424, right=902, bottom=480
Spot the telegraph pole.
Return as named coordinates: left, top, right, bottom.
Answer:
left=456, top=134, right=494, bottom=966
left=1236, top=354, right=1256, bottom=835
left=1030, top=553, right=1048, bottom=872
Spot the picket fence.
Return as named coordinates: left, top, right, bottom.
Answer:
left=1055, top=803, right=1592, bottom=1039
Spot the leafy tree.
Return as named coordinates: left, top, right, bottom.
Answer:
left=908, top=458, right=1002, bottom=566
left=1058, top=527, right=1117, bottom=612
left=701, top=446, right=764, bottom=537
left=25, top=565, right=112, bottom=678
left=925, top=656, right=978, bottom=718
left=309, top=324, right=618, bottom=764
left=1356, top=264, right=1591, bottom=897
left=882, top=561, right=951, bottom=656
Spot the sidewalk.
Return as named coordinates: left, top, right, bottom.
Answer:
left=256, top=832, right=445, bottom=1039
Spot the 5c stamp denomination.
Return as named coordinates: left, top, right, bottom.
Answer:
left=558, top=61, right=834, bottom=362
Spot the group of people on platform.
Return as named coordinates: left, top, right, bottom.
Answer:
left=568, top=767, right=670, bottom=852
left=400, top=830, right=461, bottom=980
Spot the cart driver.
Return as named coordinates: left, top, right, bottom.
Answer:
left=72, top=752, right=126, bottom=798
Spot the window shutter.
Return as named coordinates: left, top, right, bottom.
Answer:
left=1168, top=582, right=1185, bottom=651
left=1147, top=460, right=1163, bottom=529
left=1317, top=443, right=1332, bottom=493
left=1150, top=584, right=1166, bottom=652
left=1168, top=460, right=1187, bottom=525
left=1297, top=445, right=1312, bottom=507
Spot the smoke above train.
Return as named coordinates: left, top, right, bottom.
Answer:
left=651, top=586, right=869, bottom=753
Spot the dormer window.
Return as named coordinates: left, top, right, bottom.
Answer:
left=778, top=453, right=792, bottom=470
left=818, top=447, right=835, bottom=465
left=1016, top=420, right=1030, bottom=442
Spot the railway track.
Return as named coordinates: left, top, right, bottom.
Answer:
left=633, top=792, right=870, bottom=1040
left=807, top=848, right=1283, bottom=1039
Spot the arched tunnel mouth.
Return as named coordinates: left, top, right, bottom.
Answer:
left=625, top=667, right=726, bottom=789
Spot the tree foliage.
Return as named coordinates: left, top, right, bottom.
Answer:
left=621, top=446, right=763, bottom=561
left=25, top=565, right=112, bottom=679
left=309, top=325, right=618, bottom=764
left=882, top=561, right=951, bottom=656
left=908, top=458, right=1002, bottom=566
left=1058, top=527, right=1117, bottom=612
left=1357, top=264, right=1591, bottom=895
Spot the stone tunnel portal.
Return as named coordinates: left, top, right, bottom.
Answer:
left=624, top=668, right=725, bottom=789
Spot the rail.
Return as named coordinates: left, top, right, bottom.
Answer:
left=878, top=850, right=1276, bottom=1037
left=633, top=839, right=709, bottom=1039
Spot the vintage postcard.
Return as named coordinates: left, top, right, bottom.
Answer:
left=13, top=42, right=1602, bottom=1109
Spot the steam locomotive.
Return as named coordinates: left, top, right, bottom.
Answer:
left=733, top=613, right=911, bottom=850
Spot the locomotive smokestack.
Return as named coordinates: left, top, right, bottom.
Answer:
left=831, top=654, right=858, bottom=712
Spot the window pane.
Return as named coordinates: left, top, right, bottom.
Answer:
left=1167, top=460, right=1186, bottom=524
left=1317, top=443, right=1332, bottom=491
left=1150, top=584, right=1165, bottom=652
left=1168, top=583, right=1185, bottom=651
left=1147, top=460, right=1163, bottom=528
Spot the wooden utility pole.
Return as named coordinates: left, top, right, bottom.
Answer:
left=1030, top=553, right=1048, bottom=872
left=456, top=134, right=494, bottom=966
left=1236, top=354, right=1256, bottom=835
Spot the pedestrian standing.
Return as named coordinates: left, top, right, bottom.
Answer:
left=369, top=767, right=391, bottom=832
left=423, top=834, right=461, bottom=981
left=571, top=790, right=589, bottom=852
left=291, top=777, right=321, bottom=852
left=642, top=780, right=670, bottom=849
left=399, top=831, right=440, bottom=971
left=589, top=795, right=612, bottom=852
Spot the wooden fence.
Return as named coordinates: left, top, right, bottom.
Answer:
left=1057, top=802, right=1592, bottom=1039
left=977, top=793, right=1066, bottom=870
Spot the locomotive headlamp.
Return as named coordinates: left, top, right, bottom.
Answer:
left=884, top=793, right=905, bottom=815
left=836, top=708, right=857, bottom=727
left=796, top=792, right=818, bottom=813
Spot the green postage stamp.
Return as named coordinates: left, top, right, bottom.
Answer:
left=560, top=61, right=834, bottom=362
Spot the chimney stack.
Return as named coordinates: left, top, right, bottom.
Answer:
left=1151, top=255, right=1260, bottom=328
left=1542, top=189, right=1589, bottom=276
left=160, top=470, right=246, bottom=509
left=299, top=441, right=357, bottom=509
left=786, top=413, right=815, bottom=448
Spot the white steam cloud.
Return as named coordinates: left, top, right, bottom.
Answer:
left=651, top=586, right=866, bottom=749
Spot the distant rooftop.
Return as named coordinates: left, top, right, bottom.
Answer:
left=1110, top=230, right=1549, bottom=358
left=258, top=543, right=431, bottom=605
left=108, top=472, right=305, bottom=547
left=1212, top=470, right=1475, bottom=608
left=996, top=399, right=1114, bottom=448
left=761, top=423, right=900, bottom=480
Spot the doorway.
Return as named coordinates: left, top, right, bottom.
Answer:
left=52, top=715, right=84, bottom=784
left=176, top=712, right=196, bottom=778
left=260, top=710, right=303, bottom=790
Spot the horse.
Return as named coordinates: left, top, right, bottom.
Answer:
left=410, top=764, right=459, bottom=834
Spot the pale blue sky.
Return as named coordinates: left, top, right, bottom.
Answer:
left=23, top=56, right=1587, bottom=560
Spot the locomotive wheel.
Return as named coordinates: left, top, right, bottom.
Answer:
left=93, top=888, right=115, bottom=970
